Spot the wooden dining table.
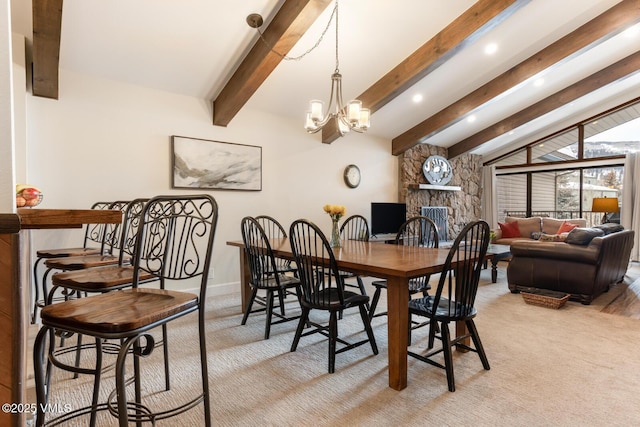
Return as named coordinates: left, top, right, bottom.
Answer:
left=227, top=237, right=457, bottom=391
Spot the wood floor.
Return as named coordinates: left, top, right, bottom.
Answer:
left=601, top=264, right=640, bottom=319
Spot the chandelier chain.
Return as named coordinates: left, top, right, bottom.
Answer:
left=255, top=0, right=338, bottom=62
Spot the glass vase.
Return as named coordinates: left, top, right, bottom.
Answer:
left=330, top=218, right=342, bottom=248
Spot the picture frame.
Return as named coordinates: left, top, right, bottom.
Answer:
left=171, top=136, right=262, bottom=191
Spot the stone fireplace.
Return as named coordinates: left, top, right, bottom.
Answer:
left=399, top=144, right=483, bottom=240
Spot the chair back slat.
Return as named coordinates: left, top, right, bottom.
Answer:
left=340, top=215, right=370, bottom=242
left=255, top=215, right=293, bottom=272
left=132, top=195, right=218, bottom=301
left=289, top=220, right=344, bottom=308
left=433, top=220, right=490, bottom=319
left=395, top=215, right=439, bottom=248
left=395, top=216, right=439, bottom=289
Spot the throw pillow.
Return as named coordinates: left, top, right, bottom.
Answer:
left=507, top=216, right=541, bottom=239
left=595, top=223, right=624, bottom=235
left=539, top=233, right=568, bottom=242
left=498, top=221, right=520, bottom=238
left=557, top=221, right=578, bottom=234
left=530, top=231, right=543, bottom=240
left=565, top=227, right=605, bottom=245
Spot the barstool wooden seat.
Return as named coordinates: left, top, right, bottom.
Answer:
left=31, top=201, right=111, bottom=323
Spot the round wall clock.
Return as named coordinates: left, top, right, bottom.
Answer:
left=343, top=164, right=361, bottom=188
left=422, top=155, right=453, bottom=185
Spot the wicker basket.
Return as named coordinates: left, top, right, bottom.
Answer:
left=521, top=288, right=570, bottom=309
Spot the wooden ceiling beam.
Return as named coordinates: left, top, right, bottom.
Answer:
left=392, top=0, right=640, bottom=156
left=448, top=50, right=640, bottom=158
left=32, top=0, right=63, bottom=99
left=320, top=0, right=530, bottom=144
left=213, top=0, right=332, bottom=127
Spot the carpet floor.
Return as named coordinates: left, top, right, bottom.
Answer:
left=34, top=262, right=640, bottom=426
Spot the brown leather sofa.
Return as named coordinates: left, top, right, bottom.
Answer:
left=507, top=229, right=635, bottom=304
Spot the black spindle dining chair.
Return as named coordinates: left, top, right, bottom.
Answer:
left=408, top=220, right=491, bottom=392
left=288, top=219, right=378, bottom=373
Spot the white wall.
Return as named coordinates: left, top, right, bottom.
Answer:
left=0, top=0, right=14, bottom=212
left=24, top=69, right=399, bottom=293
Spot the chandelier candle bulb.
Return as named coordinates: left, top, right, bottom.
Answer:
left=305, top=112, right=315, bottom=131
left=310, top=101, right=324, bottom=122
left=360, top=109, right=370, bottom=128
left=348, top=100, right=362, bottom=122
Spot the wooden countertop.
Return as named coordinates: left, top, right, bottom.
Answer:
left=16, top=208, right=122, bottom=229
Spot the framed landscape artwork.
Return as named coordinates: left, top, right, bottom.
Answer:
left=171, top=136, right=262, bottom=191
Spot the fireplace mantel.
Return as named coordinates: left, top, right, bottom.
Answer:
left=408, top=183, right=461, bottom=191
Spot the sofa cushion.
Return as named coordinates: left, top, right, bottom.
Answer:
left=506, top=216, right=541, bottom=238
left=565, top=227, right=605, bottom=245
left=557, top=221, right=578, bottom=234
left=541, top=218, right=586, bottom=234
left=498, top=221, right=520, bottom=238
left=595, top=223, right=624, bottom=235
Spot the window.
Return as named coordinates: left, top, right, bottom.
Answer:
left=490, top=98, right=640, bottom=226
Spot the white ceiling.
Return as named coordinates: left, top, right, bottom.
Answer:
left=14, top=0, right=640, bottom=159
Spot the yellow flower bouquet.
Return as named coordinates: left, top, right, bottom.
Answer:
left=323, top=204, right=346, bottom=221
left=323, top=204, right=346, bottom=248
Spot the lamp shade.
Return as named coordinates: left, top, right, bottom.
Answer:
left=591, top=197, right=619, bottom=213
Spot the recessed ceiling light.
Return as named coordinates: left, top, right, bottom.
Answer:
left=538, top=143, right=544, bottom=148
left=534, top=78, right=545, bottom=87
left=484, top=43, right=498, bottom=55
left=467, top=115, right=476, bottom=123
left=508, top=131, right=515, bottom=136
left=412, top=93, right=423, bottom=103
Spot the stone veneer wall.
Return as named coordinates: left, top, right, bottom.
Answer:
left=400, top=144, right=483, bottom=240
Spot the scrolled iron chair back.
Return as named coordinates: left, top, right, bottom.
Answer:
left=132, top=195, right=218, bottom=300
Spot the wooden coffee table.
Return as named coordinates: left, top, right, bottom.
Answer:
left=486, top=244, right=511, bottom=283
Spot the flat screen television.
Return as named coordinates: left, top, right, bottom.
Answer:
left=371, top=202, right=407, bottom=236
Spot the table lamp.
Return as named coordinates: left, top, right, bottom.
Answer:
left=591, top=197, right=619, bottom=224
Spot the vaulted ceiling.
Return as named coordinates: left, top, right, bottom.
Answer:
left=24, top=0, right=640, bottom=160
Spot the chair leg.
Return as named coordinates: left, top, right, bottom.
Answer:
left=32, top=257, right=44, bottom=324
left=440, top=322, right=456, bottom=392
left=72, top=333, right=83, bottom=379
left=356, top=276, right=370, bottom=310
left=358, top=305, right=378, bottom=355
left=115, top=336, right=135, bottom=427
left=368, top=287, right=382, bottom=321
left=241, top=288, right=258, bottom=325
left=198, top=312, right=212, bottom=427
left=290, top=308, right=309, bottom=352
left=328, top=311, right=338, bottom=374
left=265, top=289, right=274, bottom=339
left=277, top=289, right=286, bottom=316
left=466, top=319, right=490, bottom=370
left=88, top=338, right=103, bottom=427
left=33, top=326, right=49, bottom=427
left=162, top=324, right=171, bottom=390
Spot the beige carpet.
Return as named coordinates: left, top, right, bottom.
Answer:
left=36, top=262, right=640, bottom=426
